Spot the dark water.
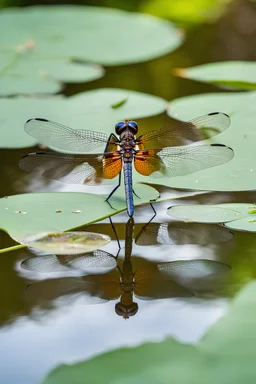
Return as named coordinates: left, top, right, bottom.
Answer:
left=1, top=1, right=256, bottom=383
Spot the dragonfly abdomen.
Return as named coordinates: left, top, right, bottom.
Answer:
left=123, top=162, right=134, bottom=217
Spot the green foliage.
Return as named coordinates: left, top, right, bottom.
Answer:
left=0, top=88, right=167, bottom=148
left=0, top=50, right=104, bottom=96
left=175, top=61, right=256, bottom=90
left=42, top=282, right=256, bottom=384
left=0, top=5, right=183, bottom=95
left=168, top=204, right=256, bottom=232
left=134, top=91, right=256, bottom=191
left=0, top=184, right=159, bottom=243
left=140, top=0, right=230, bottom=26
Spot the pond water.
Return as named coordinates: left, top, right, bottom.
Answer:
left=0, top=1, right=256, bottom=383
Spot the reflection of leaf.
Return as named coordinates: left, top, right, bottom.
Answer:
left=0, top=6, right=183, bottom=95
left=168, top=204, right=256, bottom=232
left=175, top=61, right=256, bottom=90
left=0, top=184, right=159, bottom=242
left=0, top=88, right=167, bottom=149
left=42, top=282, right=256, bottom=384
left=135, top=91, right=255, bottom=191
left=19, top=231, right=111, bottom=255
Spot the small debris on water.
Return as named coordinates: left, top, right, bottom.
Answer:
left=111, top=97, right=128, bottom=109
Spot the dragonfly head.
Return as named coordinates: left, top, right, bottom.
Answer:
left=115, top=120, right=138, bottom=135
left=115, top=301, right=139, bottom=319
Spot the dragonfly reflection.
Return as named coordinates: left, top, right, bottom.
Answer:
left=24, top=218, right=231, bottom=318
left=135, top=222, right=233, bottom=246
left=19, top=113, right=233, bottom=217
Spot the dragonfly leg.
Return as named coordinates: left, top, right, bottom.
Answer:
left=132, top=189, right=141, bottom=199
left=149, top=202, right=157, bottom=222
left=135, top=204, right=157, bottom=243
left=109, top=217, right=121, bottom=256
left=105, top=172, right=121, bottom=210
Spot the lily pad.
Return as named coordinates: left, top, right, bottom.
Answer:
left=19, top=231, right=111, bottom=255
left=134, top=91, right=256, bottom=191
left=0, top=88, right=167, bottom=148
left=167, top=204, right=256, bottom=232
left=175, top=61, right=256, bottom=90
left=0, top=6, right=183, bottom=95
left=0, top=49, right=104, bottom=96
left=42, top=282, right=256, bottom=384
left=0, top=184, right=159, bottom=243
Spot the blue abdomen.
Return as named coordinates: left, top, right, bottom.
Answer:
left=123, top=162, right=134, bottom=217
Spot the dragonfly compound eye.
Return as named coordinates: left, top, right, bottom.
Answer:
left=115, top=121, right=126, bottom=134
left=115, top=302, right=139, bottom=318
left=128, top=121, right=138, bottom=134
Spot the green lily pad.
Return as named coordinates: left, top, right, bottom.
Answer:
left=0, top=184, right=159, bottom=243
left=175, top=61, right=256, bottom=90
left=167, top=204, right=256, bottom=232
left=0, top=49, right=104, bottom=96
left=42, top=282, right=256, bottom=384
left=0, top=88, right=167, bottom=148
left=0, top=6, right=183, bottom=95
left=0, top=186, right=159, bottom=240
left=135, top=91, right=256, bottom=191
left=19, top=231, right=111, bottom=255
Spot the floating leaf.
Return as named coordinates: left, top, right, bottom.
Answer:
left=0, top=184, right=159, bottom=243
left=0, top=88, right=167, bottom=148
left=175, top=61, right=256, bottom=90
left=19, top=231, right=111, bottom=255
left=42, top=282, right=256, bottom=384
left=167, top=204, right=256, bottom=232
left=0, top=6, right=183, bottom=95
left=0, top=49, right=104, bottom=96
left=135, top=91, right=256, bottom=191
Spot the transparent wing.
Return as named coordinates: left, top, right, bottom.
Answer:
left=26, top=270, right=121, bottom=304
left=134, top=268, right=193, bottom=300
left=21, top=250, right=117, bottom=273
left=25, top=118, right=115, bottom=153
left=157, top=260, right=231, bottom=294
left=134, top=144, right=234, bottom=178
left=25, top=277, right=108, bottom=305
left=136, top=112, right=230, bottom=147
left=135, top=222, right=233, bottom=246
left=19, top=151, right=122, bottom=185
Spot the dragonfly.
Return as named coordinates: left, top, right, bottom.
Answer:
left=24, top=218, right=231, bottom=319
left=19, top=112, right=233, bottom=217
